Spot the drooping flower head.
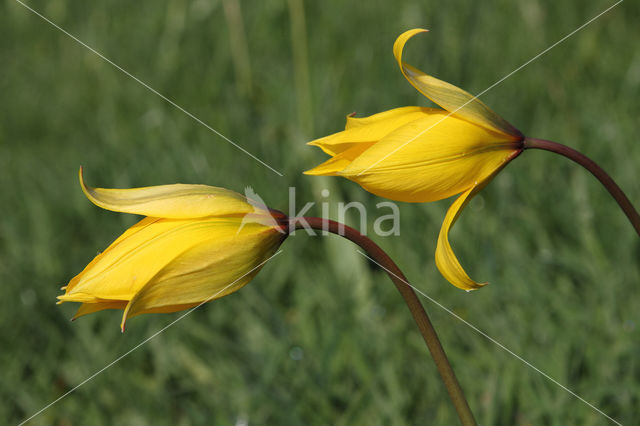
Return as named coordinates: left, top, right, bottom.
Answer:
left=305, top=29, right=525, bottom=290
left=58, top=168, right=287, bottom=331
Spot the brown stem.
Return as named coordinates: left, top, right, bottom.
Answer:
left=524, top=137, right=640, bottom=236
left=291, top=216, right=476, bottom=426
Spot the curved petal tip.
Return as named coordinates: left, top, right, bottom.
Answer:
left=435, top=187, right=489, bottom=291
left=393, top=28, right=429, bottom=67
left=392, top=28, right=522, bottom=139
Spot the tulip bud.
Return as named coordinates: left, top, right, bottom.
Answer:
left=58, top=168, right=287, bottom=331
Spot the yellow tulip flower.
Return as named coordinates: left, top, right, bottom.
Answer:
left=305, top=29, right=525, bottom=291
left=58, top=168, right=286, bottom=331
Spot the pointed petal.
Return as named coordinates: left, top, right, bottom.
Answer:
left=119, top=302, right=202, bottom=332
left=434, top=162, right=513, bottom=291
left=79, top=167, right=254, bottom=219
left=58, top=292, right=104, bottom=303
left=308, top=107, right=437, bottom=156
left=72, top=300, right=128, bottom=320
left=64, top=217, right=160, bottom=294
left=304, top=142, right=376, bottom=176
left=120, top=224, right=284, bottom=328
left=64, top=218, right=276, bottom=301
left=341, top=111, right=519, bottom=202
left=393, top=29, right=522, bottom=139
left=435, top=186, right=487, bottom=290
left=62, top=217, right=186, bottom=300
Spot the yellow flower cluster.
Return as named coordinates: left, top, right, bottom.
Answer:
left=62, top=29, right=527, bottom=329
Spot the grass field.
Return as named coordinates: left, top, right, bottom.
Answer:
left=1, top=0, right=639, bottom=424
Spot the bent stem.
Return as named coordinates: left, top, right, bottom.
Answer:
left=524, top=138, right=640, bottom=237
left=292, top=216, right=476, bottom=426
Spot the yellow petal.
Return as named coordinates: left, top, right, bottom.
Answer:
left=63, top=217, right=160, bottom=294
left=70, top=300, right=202, bottom=329
left=435, top=186, right=487, bottom=290
left=119, top=303, right=201, bottom=332
left=79, top=167, right=254, bottom=219
left=120, top=222, right=284, bottom=329
left=126, top=303, right=200, bottom=316
left=72, top=300, right=128, bottom=320
left=308, top=107, right=437, bottom=156
left=341, top=110, right=520, bottom=202
left=304, top=142, right=375, bottom=176
left=61, top=218, right=278, bottom=302
left=393, top=29, right=522, bottom=139
left=434, top=162, right=513, bottom=290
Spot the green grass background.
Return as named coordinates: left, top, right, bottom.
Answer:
left=1, top=0, right=639, bottom=424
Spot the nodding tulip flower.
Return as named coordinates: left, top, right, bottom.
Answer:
left=305, top=29, right=525, bottom=291
left=58, top=168, right=287, bottom=331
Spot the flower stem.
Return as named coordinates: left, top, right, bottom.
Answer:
left=292, top=216, right=476, bottom=426
left=523, top=137, right=640, bottom=236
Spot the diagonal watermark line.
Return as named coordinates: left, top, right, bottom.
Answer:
left=356, top=250, right=622, bottom=425
left=357, top=0, right=623, bottom=176
left=18, top=250, right=284, bottom=426
left=14, top=0, right=284, bottom=177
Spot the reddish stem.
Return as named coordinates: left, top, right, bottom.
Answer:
left=292, top=216, right=476, bottom=426
left=524, top=138, right=640, bottom=236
